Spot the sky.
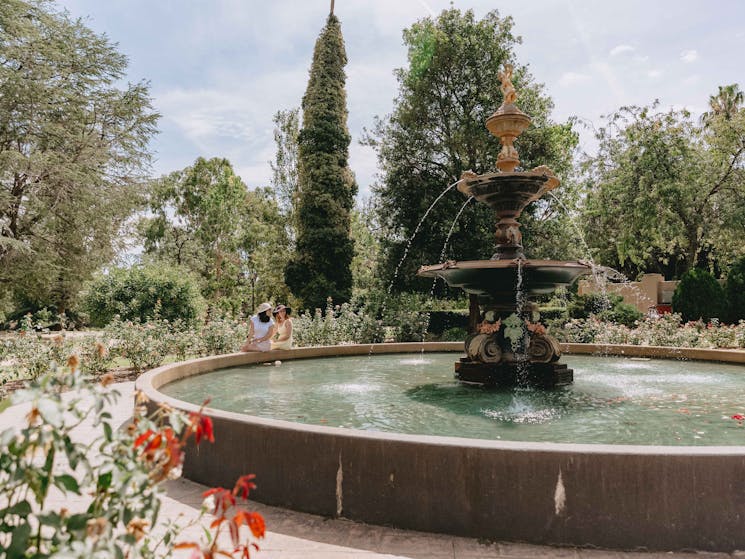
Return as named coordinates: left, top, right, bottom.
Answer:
left=56, top=0, right=745, bottom=199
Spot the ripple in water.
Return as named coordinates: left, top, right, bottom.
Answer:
left=321, top=383, right=382, bottom=394
left=398, top=358, right=432, bottom=366
left=481, top=403, right=561, bottom=424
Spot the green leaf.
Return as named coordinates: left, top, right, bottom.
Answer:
left=3, top=500, right=32, bottom=517
left=97, top=471, right=112, bottom=491
left=7, top=523, right=31, bottom=559
left=63, top=435, right=79, bottom=470
left=36, top=447, right=56, bottom=503
left=66, top=513, right=89, bottom=531
left=103, top=421, right=113, bottom=442
left=37, top=511, right=62, bottom=527
left=55, top=474, right=81, bottom=494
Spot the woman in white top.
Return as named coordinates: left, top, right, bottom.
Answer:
left=270, top=304, right=293, bottom=350
left=240, top=302, right=276, bottom=352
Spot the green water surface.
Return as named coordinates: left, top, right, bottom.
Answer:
left=160, top=353, right=745, bottom=446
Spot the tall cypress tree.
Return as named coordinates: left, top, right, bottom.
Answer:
left=285, top=13, right=357, bottom=310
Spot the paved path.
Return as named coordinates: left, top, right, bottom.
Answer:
left=0, top=382, right=740, bottom=559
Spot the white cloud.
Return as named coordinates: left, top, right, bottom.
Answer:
left=609, top=44, right=635, bottom=56
left=680, top=49, right=699, bottom=63
left=349, top=143, right=379, bottom=199
left=557, top=71, right=592, bottom=87
left=56, top=0, right=741, bottom=194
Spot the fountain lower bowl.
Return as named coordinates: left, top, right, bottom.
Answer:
left=137, top=343, right=745, bottom=552
left=418, top=259, right=592, bottom=299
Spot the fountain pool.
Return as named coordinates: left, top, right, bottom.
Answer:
left=161, top=352, right=745, bottom=446
left=137, top=344, right=745, bottom=552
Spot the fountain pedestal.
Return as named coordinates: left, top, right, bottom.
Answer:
left=417, top=64, right=590, bottom=387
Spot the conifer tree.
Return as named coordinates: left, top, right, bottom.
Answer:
left=284, top=13, right=357, bottom=311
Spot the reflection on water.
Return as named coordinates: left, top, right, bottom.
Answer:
left=161, top=353, right=745, bottom=446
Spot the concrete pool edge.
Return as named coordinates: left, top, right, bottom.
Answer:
left=136, top=342, right=745, bottom=552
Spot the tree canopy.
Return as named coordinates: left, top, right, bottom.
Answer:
left=284, top=14, right=357, bottom=311
left=140, top=157, right=292, bottom=314
left=0, top=0, right=158, bottom=315
left=365, top=8, right=578, bottom=294
left=581, top=97, right=745, bottom=279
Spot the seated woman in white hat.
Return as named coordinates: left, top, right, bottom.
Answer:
left=240, top=302, right=276, bottom=352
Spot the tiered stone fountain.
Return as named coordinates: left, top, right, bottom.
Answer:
left=418, top=64, right=591, bottom=387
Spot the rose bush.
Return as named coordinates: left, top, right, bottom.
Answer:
left=0, top=358, right=265, bottom=558
left=552, top=313, right=745, bottom=349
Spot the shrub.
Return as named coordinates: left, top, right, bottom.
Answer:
left=382, top=294, right=430, bottom=342
left=552, top=318, right=604, bottom=343
left=425, top=311, right=469, bottom=335
left=598, top=301, right=643, bottom=327
left=567, top=292, right=618, bottom=320
left=565, top=292, right=642, bottom=327
left=293, top=299, right=384, bottom=347
left=199, top=317, right=247, bottom=356
left=552, top=313, right=745, bottom=349
left=1, top=331, right=56, bottom=380
left=725, top=257, right=745, bottom=323
left=78, top=336, right=118, bottom=375
left=105, top=317, right=174, bottom=374
left=538, top=306, right=568, bottom=322
left=440, top=327, right=467, bottom=341
left=672, top=268, right=725, bottom=322
left=83, top=264, right=205, bottom=327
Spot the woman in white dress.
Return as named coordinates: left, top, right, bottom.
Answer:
left=240, top=302, right=276, bottom=352
left=270, top=304, right=293, bottom=350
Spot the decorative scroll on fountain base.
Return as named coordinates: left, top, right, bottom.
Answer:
left=417, top=64, right=590, bottom=388
left=456, top=310, right=572, bottom=387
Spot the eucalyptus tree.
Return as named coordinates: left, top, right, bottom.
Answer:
left=0, top=0, right=158, bottom=316
left=284, top=12, right=357, bottom=310
left=270, top=107, right=300, bottom=241
left=140, top=157, right=292, bottom=314
left=365, top=8, right=577, bottom=294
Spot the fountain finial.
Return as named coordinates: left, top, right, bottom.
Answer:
left=498, top=63, right=517, bottom=105
left=486, top=64, right=531, bottom=172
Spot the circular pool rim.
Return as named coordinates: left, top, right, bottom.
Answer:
left=136, top=342, right=745, bottom=551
